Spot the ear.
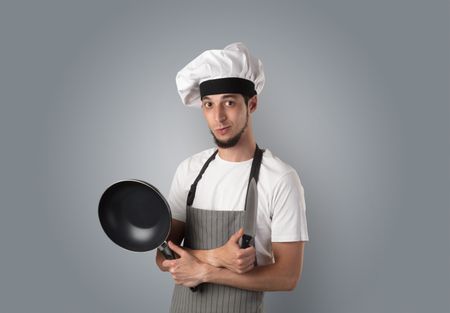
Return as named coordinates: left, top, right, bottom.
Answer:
left=248, top=95, right=258, bottom=113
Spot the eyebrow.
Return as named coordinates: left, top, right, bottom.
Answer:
left=202, top=94, right=239, bottom=101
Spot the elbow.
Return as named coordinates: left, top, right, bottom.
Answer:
left=284, top=273, right=301, bottom=291
left=285, top=279, right=297, bottom=291
left=287, top=280, right=298, bottom=291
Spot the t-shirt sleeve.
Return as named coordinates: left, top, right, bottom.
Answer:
left=271, top=170, right=309, bottom=242
left=167, top=162, right=188, bottom=223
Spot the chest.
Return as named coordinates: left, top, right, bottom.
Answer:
left=191, top=163, right=273, bottom=225
left=192, top=161, right=251, bottom=211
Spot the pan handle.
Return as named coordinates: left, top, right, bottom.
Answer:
left=158, top=241, right=176, bottom=259
left=158, top=242, right=199, bottom=292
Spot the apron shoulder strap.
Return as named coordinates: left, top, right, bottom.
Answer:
left=187, top=149, right=218, bottom=206
left=249, top=144, right=264, bottom=183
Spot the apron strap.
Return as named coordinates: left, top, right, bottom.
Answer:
left=187, top=149, right=218, bottom=206
left=249, top=144, right=264, bottom=183
left=186, top=145, right=264, bottom=207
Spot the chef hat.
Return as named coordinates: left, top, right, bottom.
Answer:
left=176, top=42, right=265, bottom=107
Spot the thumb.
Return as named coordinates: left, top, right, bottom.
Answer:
left=229, top=228, right=244, bottom=243
left=168, top=241, right=186, bottom=257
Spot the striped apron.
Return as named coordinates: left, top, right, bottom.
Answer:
left=170, top=146, right=264, bottom=313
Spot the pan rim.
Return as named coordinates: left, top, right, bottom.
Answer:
left=98, top=179, right=172, bottom=252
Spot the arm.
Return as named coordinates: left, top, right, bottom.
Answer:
left=203, top=241, right=305, bottom=291
left=164, top=241, right=305, bottom=291
left=156, top=220, right=256, bottom=274
left=185, top=228, right=257, bottom=273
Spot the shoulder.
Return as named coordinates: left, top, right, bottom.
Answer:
left=259, top=149, right=305, bottom=199
left=169, top=147, right=217, bottom=193
left=175, top=147, right=217, bottom=176
left=260, top=149, right=300, bottom=182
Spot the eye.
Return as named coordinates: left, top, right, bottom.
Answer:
left=202, top=101, right=213, bottom=108
left=224, top=100, right=235, bottom=107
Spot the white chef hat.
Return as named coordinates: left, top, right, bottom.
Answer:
left=176, top=42, right=265, bottom=107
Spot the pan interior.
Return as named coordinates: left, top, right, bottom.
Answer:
left=99, top=181, right=171, bottom=252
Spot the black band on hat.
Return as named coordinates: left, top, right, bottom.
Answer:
left=199, top=77, right=256, bottom=99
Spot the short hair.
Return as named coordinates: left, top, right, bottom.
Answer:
left=243, top=95, right=250, bottom=106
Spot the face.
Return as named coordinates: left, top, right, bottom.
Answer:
left=201, top=94, right=250, bottom=148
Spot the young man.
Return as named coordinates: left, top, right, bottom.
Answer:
left=156, top=42, right=309, bottom=313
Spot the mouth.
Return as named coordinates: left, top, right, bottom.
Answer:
left=215, top=126, right=231, bottom=135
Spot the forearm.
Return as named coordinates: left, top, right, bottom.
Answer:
left=184, top=248, right=220, bottom=267
left=202, top=262, right=299, bottom=292
left=156, top=246, right=217, bottom=272
left=161, top=241, right=304, bottom=291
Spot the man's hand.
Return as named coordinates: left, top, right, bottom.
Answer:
left=162, top=241, right=208, bottom=288
left=212, top=228, right=256, bottom=274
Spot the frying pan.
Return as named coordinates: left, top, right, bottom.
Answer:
left=98, top=179, right=197, bottom=291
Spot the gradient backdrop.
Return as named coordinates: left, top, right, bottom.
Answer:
left=1, top=0, right=449, bottom=312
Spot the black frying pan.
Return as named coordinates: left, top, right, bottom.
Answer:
left=98, top=179, right=197, bottom=291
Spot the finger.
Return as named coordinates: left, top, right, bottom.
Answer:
left=233, top=262, right=254, bottom=274
left=236, top=248, right=255, bottom=260
left=243, top=245, right=256, bottom=252
left=168, top=241, right=186, bottom=256
left=162, top=260, right=177, bottom=268
left=234, top=255, right=254, bottom=269
left=240, top=246, right=256, bottom=257
left=242, top=263, right=255, bottom=273
left=240, top=252, right=256, bottom=262
left=229, top=228, right=244, bottom=243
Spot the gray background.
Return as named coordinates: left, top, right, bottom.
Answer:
left=1, top=0, right=449, bottom=312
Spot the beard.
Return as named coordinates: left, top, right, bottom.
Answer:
left=210, top=112, right=249, bottom=149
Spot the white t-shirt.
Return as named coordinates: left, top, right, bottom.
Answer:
left=168, top=148, right=309, bottom=265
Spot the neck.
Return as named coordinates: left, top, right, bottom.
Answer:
left=217, top=129, right=256, bottom=162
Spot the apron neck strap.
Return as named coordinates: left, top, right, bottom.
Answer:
left=187, top=145, right=264, bottom=207
left=187, top=149, right=218, bottom=206
left=249, top=144, right=264, bottom=183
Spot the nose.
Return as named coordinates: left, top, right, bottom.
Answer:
left=214, top=104, right=227, bottom=123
